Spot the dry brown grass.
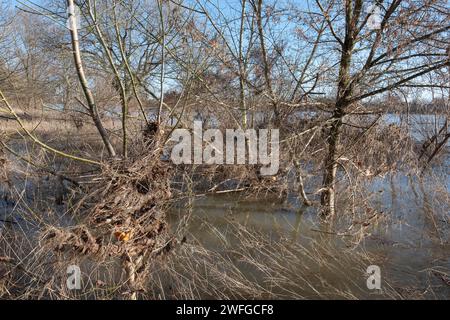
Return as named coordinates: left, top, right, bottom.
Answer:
left=0, top=107, right=448, bottom=300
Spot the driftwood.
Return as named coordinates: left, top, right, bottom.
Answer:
left=0, top=115, right=15, bottom=121
left=41, top=132, right=174, bottom=299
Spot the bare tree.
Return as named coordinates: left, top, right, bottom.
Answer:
left=317, top=0, right=449, bottom=216
left=67, top=0, right=117, bottom=158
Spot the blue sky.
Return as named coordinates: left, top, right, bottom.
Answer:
left=3, top=0, right=446, bottom=101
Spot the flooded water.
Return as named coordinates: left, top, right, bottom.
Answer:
left=164, top=113, right=449, bottom=298
left=168, top=167, right=449, bottom=298
left=1, top=112, right=449, bottom=299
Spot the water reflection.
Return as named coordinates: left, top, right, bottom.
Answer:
left=168, top=169, right=449, bottom=298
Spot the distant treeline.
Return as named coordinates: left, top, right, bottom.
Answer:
left=308, top=97, right=449, bottom=115
left=369, top=99, right=448, bottom=115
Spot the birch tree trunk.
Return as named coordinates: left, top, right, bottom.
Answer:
left=67, top=0, right=116, bottom=158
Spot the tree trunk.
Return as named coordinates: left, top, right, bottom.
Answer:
left=255, top=0, right=279, bottom=124
left=67, top=0, right=116, bottom=158
left=320, top=0, right=361, bottom=216
left=321, top=113, right=343, bottom=216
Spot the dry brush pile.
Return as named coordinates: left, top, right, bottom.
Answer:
left=0, top=128, right=180, bottom=299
